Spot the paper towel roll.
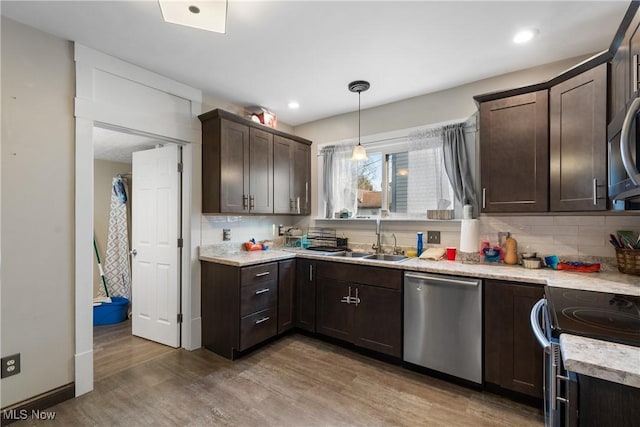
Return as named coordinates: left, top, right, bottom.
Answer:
left=459, top=219, right=480, bottom=253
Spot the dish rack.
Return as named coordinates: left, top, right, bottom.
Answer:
left=615, top=248, right=640, bottom=276
left=306, top=227, right=338, bottom=248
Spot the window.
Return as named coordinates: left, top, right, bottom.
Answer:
left=355, top=148, right=454, bottom=218
left=319, top=120, right=474, bottom=220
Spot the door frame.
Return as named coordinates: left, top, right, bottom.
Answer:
left=74, top=44, right=202, bottom=396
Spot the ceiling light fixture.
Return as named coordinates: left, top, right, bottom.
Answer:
left=159, top=1, right=228, bottom=34
left=513, top=28, right=538, bottom=44
left=288, top=101, right=300, bottom=109
left=349, top=80, right=370, bottom=161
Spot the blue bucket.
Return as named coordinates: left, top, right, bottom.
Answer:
left=93, top=296, right=129, bottom=326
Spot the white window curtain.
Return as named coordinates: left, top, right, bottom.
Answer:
left=321, top=145, right=358, bottom=218
left=407, top=128, right=454, bottom=214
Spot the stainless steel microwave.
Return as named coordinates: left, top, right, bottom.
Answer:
left=609, top=96, right=640, bottom=209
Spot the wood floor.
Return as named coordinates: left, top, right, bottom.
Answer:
left=18, top=326, right=543, bottom=426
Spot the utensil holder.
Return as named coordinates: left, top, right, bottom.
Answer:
left=615, top=248, right=640, bottom=275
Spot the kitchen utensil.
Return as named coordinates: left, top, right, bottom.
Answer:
left=522, top=258, right=542, bottom=269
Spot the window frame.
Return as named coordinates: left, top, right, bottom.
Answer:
left=317, top=119, right=476, bottom=221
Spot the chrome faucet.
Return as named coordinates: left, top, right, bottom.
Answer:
left=392, top=233, right=404, bottom=255
left=372, top=217, right=382, bottom=254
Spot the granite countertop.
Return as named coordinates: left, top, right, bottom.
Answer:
left=199, top=245, right=640, bottom=387
left=560, top=334, right=640, bottom=388
left=199, top=246, right=640, bottom=295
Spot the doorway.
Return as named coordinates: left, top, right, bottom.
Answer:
left=92, top=125, right=184, bottom=379
left=74, top=43, right=202, bottom=396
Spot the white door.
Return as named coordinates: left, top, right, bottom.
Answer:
left=131, top=144, right=181, bottom=347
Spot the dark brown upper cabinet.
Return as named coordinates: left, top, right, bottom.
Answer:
left=479, top=90, right=549, bottom=213
left=199, top=109, right=312, bottom=215
left=550, top=63, right=608, bottom=211
left=273, top=135, right=311, bottom=215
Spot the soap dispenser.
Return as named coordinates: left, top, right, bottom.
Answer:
left=417, top=232, right=424, bottom=256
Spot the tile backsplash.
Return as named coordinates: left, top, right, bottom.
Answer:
left=201, top=214, right=638, bottom=260
left=480, top=215, right=639, bottom=258
left=201, top=214, right=310, bottom=246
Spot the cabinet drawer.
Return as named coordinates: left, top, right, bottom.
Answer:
left=240, top=279, right=277, bottom=316
left=317, top=261, right=401, bottom=290
left=241, top=262, right=278, bottom=287
left=240, top=308, right=277, bottom=351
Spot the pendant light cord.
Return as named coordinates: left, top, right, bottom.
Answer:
left=358, top=91, right=361, bottom=146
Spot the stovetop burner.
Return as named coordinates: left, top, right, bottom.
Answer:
left=546, top=286, right=640, bottom=347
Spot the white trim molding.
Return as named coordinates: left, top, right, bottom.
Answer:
left=74, top=44, right=202, bottom=396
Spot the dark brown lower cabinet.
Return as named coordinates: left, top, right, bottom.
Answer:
left=277, top=259, right=295, bottom=334
left=201, top=261, right=279, bottom=359
left=577, top=375, right=640, bottom=427
left=316, top=261, right=402, bottom=358
left=484, top=279, right=544, bottom=399
left=294, top=258, right=316, bottom=332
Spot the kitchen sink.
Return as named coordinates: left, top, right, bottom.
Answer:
left=329, top=251, right=371, bottom=258
left=364, top=254, right=408, bottom=262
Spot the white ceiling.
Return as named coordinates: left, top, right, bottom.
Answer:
left=1, top=1, right=630, bottom=128
left=93, top=127, right=164, bottom=164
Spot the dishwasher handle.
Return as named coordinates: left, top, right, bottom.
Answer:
left=405, top=273, right=479, bottom=287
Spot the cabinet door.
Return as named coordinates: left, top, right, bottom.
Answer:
left=550, top=64, right=607, bottom=211
left=611, top=38, right=630, bottom=120
left=484, top=279, right=544, bottom=399
left=219, top=119, right=250, bottom=213
left=480, top=90, right=549, bottom=212
left=293, top=142, right=311, bottom=215
left=629, top=16, right=640, bottom=99
left=316, top=276, right=353, bottom=342
left=295, top=259, right=316, bottom=332
left=353, top=284, right=401, bottom=358
left=273, top=135, right=294, bottom=214
left=248, top=128, right=273, bottom=213
left=278, top=259, right=295, bottom=334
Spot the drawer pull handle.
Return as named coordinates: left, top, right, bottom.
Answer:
left=255, top=272, right=271, bottom=277
left=255, top=288, right=270, bottom=295
left=254, top=316, right=270, bottom=325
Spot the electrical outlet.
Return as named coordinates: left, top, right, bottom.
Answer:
left=223, top=228, right=231, bottom=241
left=1, top=353, right=20, bottom=378
left=427, top=231, right=441, bottom=244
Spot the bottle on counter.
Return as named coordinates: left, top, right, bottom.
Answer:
left=417, top=232, right=424, bottom=256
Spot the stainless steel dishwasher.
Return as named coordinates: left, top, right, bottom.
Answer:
left=403, top=272, right=482, bottom=384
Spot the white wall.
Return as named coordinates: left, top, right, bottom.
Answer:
left=1, top=17, right=75, bottom=407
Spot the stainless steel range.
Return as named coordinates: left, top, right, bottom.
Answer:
left=531, top=287, right=640, bottom=427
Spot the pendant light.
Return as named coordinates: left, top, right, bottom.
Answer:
left=349, top=80, right=370, bottom=161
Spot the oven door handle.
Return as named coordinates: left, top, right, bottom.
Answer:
left=530, top=298, right=551, bottom=350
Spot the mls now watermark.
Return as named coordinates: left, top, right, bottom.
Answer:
left=2, top=408, right=57, bottom=421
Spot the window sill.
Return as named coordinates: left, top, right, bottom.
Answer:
left=312, top=217, right=463, bottom=223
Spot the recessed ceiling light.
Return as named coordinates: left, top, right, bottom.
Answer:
left=288, top=101, right=300, bottom=109
left=513, top=28, right=538, bottom=44
left=159, top=1, right=227, bottom=34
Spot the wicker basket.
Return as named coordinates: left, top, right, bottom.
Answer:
left=615, top=248, right=640, bottom=276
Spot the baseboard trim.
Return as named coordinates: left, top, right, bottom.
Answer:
left=1, top=383, right=75, bottom=426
